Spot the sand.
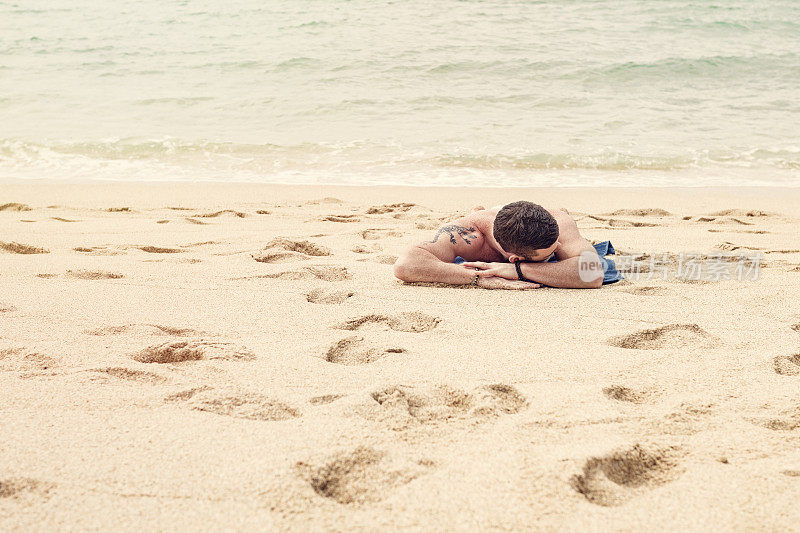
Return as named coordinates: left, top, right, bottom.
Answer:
left=1, top=181, right=799, bottom=530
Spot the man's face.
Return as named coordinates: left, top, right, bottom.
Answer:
left=506, top=241, right=560, bottom=263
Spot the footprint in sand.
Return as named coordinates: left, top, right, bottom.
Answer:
left=259, top=266, right=352, bottom=282
left=603, top=208, right=671, bottom=217
left=252, top=238, right=332, bottom=263
left=324, top=336, right=405, bottom=365
left=66, top=269, right=124, bottom=280
left=0, top=241, right=49, bottom=254
left=132, top=341, right=255, bottom=364
left=335, top=312, right=440, bottom=333
left=365, top=203, right=418, bottom=215
left=415, top=220, right=441, bottom=230
left=85, top=367, right=169, bottom=385
left=137, top=245, right=186, bottom=254
left=106, top=207, right=131, bottom=212
left=184, top=217, right=208, bottom=225
left=367, top=383, right=527, bottom=430
left=306, top=288, right=355, bottom=304
left=749, top=405, right=800, bottom=432
left=602, top=385, right=655, bottom=404
left=193, top=209, right=248, bottom=218
left=581, top=215, right=658, bottom=228
left=73, top=246, right=125, bottom=256
left=166, top=387, right=300, bottom=421
left=570, top=444, right=682, bottom=507
left=0, top=348, right=58, bottom=372
left=0, top=478, right=53, bottom=499
left=0, top=202, right=32, bottom=212
left=321, top=214, right=361, bottom=223
left=619, top=286, right=669, bottom=296
left=0, top=304, right=17, bottom=313
left=710, top=209, right=775, bottom=218
left=773, top=354, right=800, bottom=376
left=85, top=324, right=203, bottom=336
left=351, top=243, right=383, bottom=254
left=295, top=446, right=433, bottom=505
left=357, top=254, right=397, bottom=265
left=360, top=228, right=403, bottom=240
left=309, top=394, right=346, bottom=405
left=608, top=324, right=718, bottom=350
left=683, top=215, right=755, bottom=226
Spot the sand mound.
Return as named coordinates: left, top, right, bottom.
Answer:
left=605, top=208, right=671, bottom=217
left=0, top=241, right=49, bottom=254
left=132, top=341, right=255, bottom=363
left=306, top=288, right=355, bottom=304
left=325, top=336, right=405, bottom=365
left=773, top=355, right=800, bottom=376
left=570, top=444, right=681, bottom=506
left=0, top=202, right=32, bottom=211
left=295, top=446, right=431, bottom=505
left=178, top=388, right=300, bottom=421
left=263, top=266, right=351, bottom=282
left=608, top=324, right=717, bottom=350
left=66, top=269, right=124, bottom=280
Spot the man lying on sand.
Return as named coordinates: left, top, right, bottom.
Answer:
left=394, top=201, right=609, bottom=289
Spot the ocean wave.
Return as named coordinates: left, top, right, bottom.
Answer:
left=2, top=139, right=799, bottom=182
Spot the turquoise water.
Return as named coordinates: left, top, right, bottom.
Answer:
left=1, top=0, right=799, bottom=186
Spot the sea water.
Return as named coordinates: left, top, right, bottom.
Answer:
left=1, top=0, right=798, bottom=186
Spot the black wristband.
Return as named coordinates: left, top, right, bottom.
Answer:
left=514, top=261, right=534, bottom=283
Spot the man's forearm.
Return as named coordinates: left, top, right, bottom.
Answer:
left=519, top=256, right=603, bottom=288
left=393, top=247, right=476, bottom=285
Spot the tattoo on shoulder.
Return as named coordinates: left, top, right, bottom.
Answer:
left=427, top=225, right=478, bottom=245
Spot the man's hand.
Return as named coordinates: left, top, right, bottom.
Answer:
left=476, top=276, right=539, bottom=290
left=461, top=261, right=518, bottom=280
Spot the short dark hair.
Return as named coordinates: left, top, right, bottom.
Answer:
left=493, top=201, right=559, bottom=253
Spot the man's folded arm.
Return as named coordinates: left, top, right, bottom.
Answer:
left=393, top=246, right=476, bottom=285
left=518, top=254, right=603, bottom=289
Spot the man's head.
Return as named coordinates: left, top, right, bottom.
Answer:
left=493, top=201, right=560, bottom=262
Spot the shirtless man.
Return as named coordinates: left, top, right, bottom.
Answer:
left=393, top=201, right=604, bottom=289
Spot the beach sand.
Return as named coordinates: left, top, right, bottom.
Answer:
left=1, top=182, right=799, bottom=530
